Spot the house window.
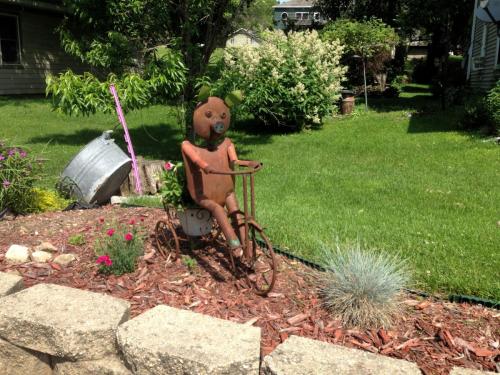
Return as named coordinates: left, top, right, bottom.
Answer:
left=0, top=14, right=21, bottom=65
left=313, top=12, right=321, bottom=21
left=480, top=24, right=487, bottom=57
left=281, top=12, right=288, bottom=20
left=295, top=12, right=309, bottom=20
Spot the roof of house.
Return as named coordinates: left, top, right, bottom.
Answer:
left=273, top=0, right=317, bottom=9
left=228, top=28, right=260, bottom=40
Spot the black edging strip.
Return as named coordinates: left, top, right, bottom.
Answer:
left=263, top=240, right=500, bottom=310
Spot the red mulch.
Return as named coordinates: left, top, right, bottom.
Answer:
left=0, top=207, right=498, bottom=375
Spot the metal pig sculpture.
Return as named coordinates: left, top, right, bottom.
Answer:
left=181, top=97, right=257, bottom=256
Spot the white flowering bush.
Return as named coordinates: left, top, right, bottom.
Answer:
left=216, top=30, right=346, bottom=130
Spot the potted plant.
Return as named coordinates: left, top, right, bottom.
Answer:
left=160, top=161, right=213, bottom=236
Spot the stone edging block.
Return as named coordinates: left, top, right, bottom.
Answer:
left=53, top=354, right=132, bottom=375
left=0, top=272, right=24, bottom=297
left=262, top=335, right=422, bottom=375
left=0, top=283, right=130, bottom=360
left=117, top=304, right=261, bottom=374
left=0, top=337, right=52, bottom=375
left=450, top=367, right=497, bottom=375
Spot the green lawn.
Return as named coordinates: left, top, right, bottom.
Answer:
left=1, top=88, right=499, bottom=299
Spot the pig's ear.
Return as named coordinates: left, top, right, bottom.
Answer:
left=197, top=85, right=211, bottom=102
left=224, top=90, right=243, bottom=108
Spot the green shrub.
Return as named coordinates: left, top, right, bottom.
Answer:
left=316, top=242, right=409, bottom=328
left=95, top=219, right=145, bottom=275
left=215, top=30, right=346, bottom=130
left=159, top=161, right=192, bottom=209
left=32, top=188, right=71, bottom=212
left=461, top=82, right=499, bottom=135
left=485, top=80, right=500, bottom=128
left=0, top=142, right=40, bottom=214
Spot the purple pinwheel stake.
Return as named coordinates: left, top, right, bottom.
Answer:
left=109, top=85, right=142, bottom=194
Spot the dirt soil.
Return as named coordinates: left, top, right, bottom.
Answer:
left=0, top=206, right=498, bottom=375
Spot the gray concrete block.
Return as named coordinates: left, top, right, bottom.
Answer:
left=117, top=304, right=261, bottom=374
left=0, top=283, right=130, bottom=360
left=0, top=272, right=24, bottom=297
left=53, top=354, right=132, bottom=375
left=450, top=367, right=497, bottom=375
left=262, top=335, right=421, bottom=375
left=0, top=337, right=52, bottom=375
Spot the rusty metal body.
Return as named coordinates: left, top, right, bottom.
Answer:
left=155, top=97, right=276, bottom=295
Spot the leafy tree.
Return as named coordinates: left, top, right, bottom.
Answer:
left=233, top=0, right=277, bottom=32
left=322, top=18, right=398, bottom=90
left=47, top=0, right=253, bottom=118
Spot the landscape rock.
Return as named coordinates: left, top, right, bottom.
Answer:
left=262, top=335, right=421, bottom=375
left=0, top=272, right=24, bottom=297
left=31, top=250, right=53, bottom=263
left=34, top=241, right=58, bottom=253
left=110, top=196, right=126, bottom=205
left=53, top=354, right=132, bottom=375
left=53, top=253, right=77, bottom=266
left=5, top=245, right=30, bottom=264
left=117, top=304, right=261, bottom=374
left=0, top=283, right=130, bottom=360
left=450, top=367, right=497, bottom=375
left=0, top=337, right=52, bottom=375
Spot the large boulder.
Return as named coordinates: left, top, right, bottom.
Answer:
left=0, top=283, right=130, bottom=360
left=0, top=337, right=52, bottom=375
left=0, top=272, right=24, bottom=297
left=117, top=305, right=261, bottom=374
left=262, top=335, right=421, bottom=375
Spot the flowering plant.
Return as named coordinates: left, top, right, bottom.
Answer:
left=94, top=218, right=144, bottom=275
left=159, top=161, right=191, bottom=210
left=0, top=141, right=40, bottom=214
left=214, top=30, right=346, bottom=131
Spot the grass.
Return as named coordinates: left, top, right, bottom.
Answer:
left=0, top=88, right=498, bottom=299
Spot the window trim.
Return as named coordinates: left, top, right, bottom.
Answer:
left=496, top=36, right=500, bottom=69
left=480, top=23, right=487, bottom=58
left=0, top=13, right=22, bottom=66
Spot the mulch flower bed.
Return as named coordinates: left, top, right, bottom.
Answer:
left=0, top=206, right=498, bottom=375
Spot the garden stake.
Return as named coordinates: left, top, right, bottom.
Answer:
left=109, top=85, right=142, bottom=194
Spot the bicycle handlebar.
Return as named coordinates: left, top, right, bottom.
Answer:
left=208, top=162, right=263, bottom=175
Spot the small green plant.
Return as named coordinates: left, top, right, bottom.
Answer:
left=316, top=242, right=409, bottom=328
left=485, top=80, right=500, bottom=131
left=181, top=255, right=198, bottom=272
left=32, top=188, right=72, bottom=212
left=95, top=218, right=145, bottom=275
left=159, top=161, right=192, bottom=210
left=0, top=142, right=40, bottom=214
left=68, top=234, right=86, bottom=246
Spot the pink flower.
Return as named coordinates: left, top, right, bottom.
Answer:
left=107, top=228, right=115, bottom=236
left=164, top=161, right=174, bottom=171
left=96, top=255, right=113, bottom=267
left=98, top=217, right=105, bottom=223
left=19, top=149, right=27, bottom=158
left=124, top=232, right=133, bottom=241
left=2, top=180, right=10, bottom=188
left=129, top=219, right=136, bottom=225
left=0, top=154, right=4, bottom=161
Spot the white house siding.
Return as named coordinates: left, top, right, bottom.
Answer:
left=0, top=10, right=85, bottom=95
left=469, top=19, right=500, bottom=92
left=226, top=33, right=260, bottom=47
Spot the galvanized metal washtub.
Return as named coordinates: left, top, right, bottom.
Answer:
left=60, top=130, right=132, bottom=204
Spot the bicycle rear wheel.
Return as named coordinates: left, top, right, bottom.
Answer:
left=240, top=223, right=276, bottom=296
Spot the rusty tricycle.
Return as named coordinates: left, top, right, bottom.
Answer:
left=155, top=162, right=277, bottom=296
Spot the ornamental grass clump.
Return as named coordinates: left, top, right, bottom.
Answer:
left=317, top=243, right=409, bottom=328
left=95, top=218, right=145, bottom=275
